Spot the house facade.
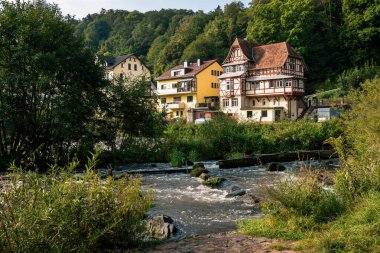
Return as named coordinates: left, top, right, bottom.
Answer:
left=156, top=59, right=223, bottom=120
left=219, top=38, right=306, bottom=122
left=96, top=54, right=151, bottom=82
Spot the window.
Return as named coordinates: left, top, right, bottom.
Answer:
left=173, top=97, right=181, bottom=102
left=226, top=81, right=230, bottom=90
left=187, top=96, right=193, bottom=103
left=173, top=71, right=181, bottom=76
left=223, top=99, right=230, bottom=107
left=299, top=80, right=304, bottom=88
left=128, top=63, right=131, bottom=70
left=232, top=98, right=238, bottom=107
left=285, top=80, right=292, bottom=87
left=161, top=98, right=167, bottom=104
left=134, top=64, right=137, bottom=71
left=294, top=80, right=298, bottom=87
left=252, top=81, right=260, bottom=89
left=252, top=100, right=255, bottom=106
left=172, top=83, right=177, bottom=88
left=161, top=85, right=165, bottom=90
left=269, top=81, right=275, bottom=88
left=121, top=63, right=124, bottom=68
left=180, top=111, right=183, bottom=116
left=290, top=58, right=296, bottom=71
left=261, top=110, right=268, bottom=118
left=262, top=99, right=266, bottom=106
left=276, top=80, right=283, bottom=87
left=176, top=111, right=179, bottom=116
left=247, top=111, right=253, bottom=118
left=119, top=73, right=124, bottom=78
left=211, top=83, right=219, bottom=89
left=236, top=65, right=244, bottom=72
left=200, top=113, right=205, bottom=118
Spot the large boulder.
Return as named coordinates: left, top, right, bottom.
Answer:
left=146, top=215, right=177, bottom=240
left=267, top=162, right=286, bottom=172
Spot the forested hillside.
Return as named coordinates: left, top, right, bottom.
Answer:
left=74, top=0, right=379, bottom=90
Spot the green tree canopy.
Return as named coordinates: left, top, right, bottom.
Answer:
left=0, top=0, right=108, bottom=169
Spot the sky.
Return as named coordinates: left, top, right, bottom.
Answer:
left=45, top=0, right=251, bottom=19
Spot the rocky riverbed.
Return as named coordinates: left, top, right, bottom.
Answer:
left=143, top=232, right=299, bottom=253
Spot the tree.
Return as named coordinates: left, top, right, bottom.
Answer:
left=342, top=0, right=380, bottom=65
left=0, top=0, right=108, bottom=169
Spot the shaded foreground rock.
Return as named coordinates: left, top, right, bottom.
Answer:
left=146, top=215, right=177, bottom=240
left=143, top=232, right=300, bottom=253
left=267, top=162, right=286, bottom=172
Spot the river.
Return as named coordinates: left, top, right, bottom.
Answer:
left=120, top=160, right=325, bottom=236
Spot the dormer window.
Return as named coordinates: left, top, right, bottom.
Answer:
left=173, top=71, right=181, bottom=77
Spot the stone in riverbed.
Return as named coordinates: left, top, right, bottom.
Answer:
left=266, top=162, right=286, bottom=172
left=225, top=189, right=246, bottom=198
left=190, top=163, right=209, bottom=177
left=199, top=172, right=209, bottom=181
left=146, top=214, right=177, bottom=240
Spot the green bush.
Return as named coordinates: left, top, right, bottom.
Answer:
left=170, top=150, right=185, bottom=167
left=0, top=154, right=152, bottom=252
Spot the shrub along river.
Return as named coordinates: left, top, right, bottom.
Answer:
left=116, top=160, right=334, bottom=236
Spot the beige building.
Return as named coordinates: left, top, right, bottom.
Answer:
left=96, top=54, right=151, bottom=82
left=219, top=38, right=307, bottom=122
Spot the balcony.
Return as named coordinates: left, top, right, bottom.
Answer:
left=196, top=103, right=220, bottom=110
left=245, top=86, right=304, bottom=96
left=166, top=102, right=186, bottom=109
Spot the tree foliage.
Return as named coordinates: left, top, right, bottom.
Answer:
left=75, top=0, right=378, bottom=87
left=0, top=0, right=108, bottom=169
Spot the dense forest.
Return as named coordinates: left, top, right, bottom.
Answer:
left=73, top=0, right=379, bottom=91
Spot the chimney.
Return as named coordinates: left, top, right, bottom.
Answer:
left=184, top=60, right=188, bottom=68
left=197, top=59, right=201, bottom=66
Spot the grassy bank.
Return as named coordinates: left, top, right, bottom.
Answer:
left=238, top=78, right=380, bottom=252
left=0, top=153, right=152, bottom=252
left=163, top=118, right=343, bottom=166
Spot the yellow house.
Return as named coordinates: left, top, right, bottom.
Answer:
left=156, top=59, right=223, bottom=121
left=96, top=54, right=151, bottom=82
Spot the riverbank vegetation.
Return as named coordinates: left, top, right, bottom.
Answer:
left=239, top=78, right=380, bottom=252
left=0, top=152, right=153, bottom=252
left=163, top=118, right=342, bottom=166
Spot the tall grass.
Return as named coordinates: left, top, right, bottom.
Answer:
left=0, top=153, right=152, bottom=252
left=164, top=117, right=343, bottom=164
left=239, top=78, right=380, bottom=252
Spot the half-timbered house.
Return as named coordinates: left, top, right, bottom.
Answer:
left=219, top=38, right=307, bottom=122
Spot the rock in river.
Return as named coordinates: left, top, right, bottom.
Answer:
left=226, top=189, right=246, bottom=198
left=266, top=162, right=286, bottom=172
left=146, top=214, right=177, bottom=240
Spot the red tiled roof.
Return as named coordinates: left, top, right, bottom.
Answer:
left=224, top=38, right=304, bottom=69
left=252, top=42, right=302, bottom=69
left=156, top=60, right=217, bottom=81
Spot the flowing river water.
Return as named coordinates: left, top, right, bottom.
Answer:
left=120, top=160, right=325, bottom=236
